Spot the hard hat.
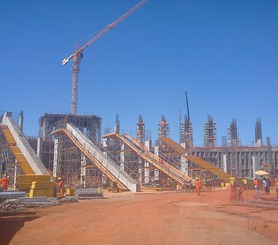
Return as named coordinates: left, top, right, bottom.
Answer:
left=58, top=177, right=62, bottom=180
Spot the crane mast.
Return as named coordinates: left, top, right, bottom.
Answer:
left=62, top=0, right=148, bottom=115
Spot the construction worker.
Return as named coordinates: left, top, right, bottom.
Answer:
left=195, top=177, right=201, bottom=196
left=0, top=174, right=8, bottom=190
left=254, top=178, right=260, bottom=198
left=57, top=177, right=65, bottom=197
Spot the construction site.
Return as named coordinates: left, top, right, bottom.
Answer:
left=1, top=106, right=278, bottom=244
left=0, top=110, right=278, bottom=193
left=1, top=0, right=278, bottom=244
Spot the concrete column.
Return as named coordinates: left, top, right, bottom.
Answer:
left=18, top=111, right=24, bottom=131
left=252, top=155, right=259, bottom=179
left=154, top=146, right=159, bottom=181
left=80, top=154, right=86, bottom=187
left=180, top=143, right=188, bottom=175
left=144, top=141, right=151, bottom=184
left=37, top=137, right=42, bottom=159
left=53, top=138, right=59, bottom=178
left=223, top=154, right=227, bottom=173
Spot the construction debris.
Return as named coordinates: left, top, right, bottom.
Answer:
left=0, top=199, right=24, bottom=211
left=58, top=195, right=78, bottom=203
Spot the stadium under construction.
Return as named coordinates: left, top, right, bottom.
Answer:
left=0, top=110, right=277, bottom=195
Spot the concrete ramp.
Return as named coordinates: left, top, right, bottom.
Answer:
left=53, top=124, right=140, bottom=192
left=103, top=133, right=194, bottom=184
left=1, top=112, right=49, bottom=175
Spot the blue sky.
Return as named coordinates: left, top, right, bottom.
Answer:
left=1, top=0, right=277, bottom=146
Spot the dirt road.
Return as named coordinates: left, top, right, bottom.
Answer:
left=1, top=189, right=278, bottom=245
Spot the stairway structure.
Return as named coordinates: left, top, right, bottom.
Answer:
left=0, top=112, right=53, bottom=196
left=0, top=125, right=34, bottom=174
left=161, top=137, right=232, bottom=182
left=52, top=124, right=140, bottom=192
left=103, top=133, right=194, bottom=185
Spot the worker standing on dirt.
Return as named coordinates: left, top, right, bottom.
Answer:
left=254, top=178, right=260, bottom=198
left=57, top=177, right=65, bottom=197
left=195, top=177, right=201, bottom=196
left=0, top=174, right=8, bottom=190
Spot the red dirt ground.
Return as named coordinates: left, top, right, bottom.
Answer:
left=1, top=189, right=278, bottom=245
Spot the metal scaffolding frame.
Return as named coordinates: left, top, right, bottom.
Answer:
left=52, top=131, right=103, bottom=188
left=39, top=113, right=102, bottom=142
left=203, top=114, right=216, bottom=148
left=38, top=113, right=102, bottom=188
left=103, top=136, right=140, bottom=182
left=228, top=119, right=241, bottom=147
left=180, top=114, right=193, bottom=149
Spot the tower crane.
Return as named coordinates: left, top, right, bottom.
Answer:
left=62, top=0, right=148, bottom=115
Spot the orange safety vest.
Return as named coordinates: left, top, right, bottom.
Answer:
left=0, top=177, right=8, bottom=189
left=195, top=180, right=201, bottom=190
left=254, top=179, right=259, bottom=187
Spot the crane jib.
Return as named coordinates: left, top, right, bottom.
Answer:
left=62, top=0, right=148, bottom=65
left=61, top=0, right=149, bottom=115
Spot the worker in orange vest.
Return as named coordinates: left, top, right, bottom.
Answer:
left=57, top=177, right=65, bottom=197
left=254, top=178, right=260, bottom=198
left=0, top=175, right=8, bottom=190
left=195, top=177, right=201, bottom=196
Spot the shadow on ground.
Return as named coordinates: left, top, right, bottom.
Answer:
left=0, top=211, right=40, bottom=245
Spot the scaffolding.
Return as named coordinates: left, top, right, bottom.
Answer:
left=255, top=118, right=263, bottom=146
left=203, top=114, right=216, bottom=148
left=38, top=113, right=102, bottom=188
left=228, top=119, right=241, bottom=147
left=39, top=113, right=101, bottom=142
left=136, top=115, right=145, bottom=143
left=180, top=115, right=193, bottom=150
left=52, top=131, right=103, bottom=188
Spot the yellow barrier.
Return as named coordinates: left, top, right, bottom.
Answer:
left=66, top=188, right=75, bottom=196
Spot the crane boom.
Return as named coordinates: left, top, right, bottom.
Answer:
left=62, top=0, right=148, bottom=115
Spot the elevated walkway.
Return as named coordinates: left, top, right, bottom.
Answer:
left=161, top=137, right=232, bottom=182
left=103, top=133, right=193, bottom=184
left=53, top=124, right=140, bottom=192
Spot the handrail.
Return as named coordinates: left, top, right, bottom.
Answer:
left=103, top=133, right=193, bottom=184
left=161, top=137, right=232, bottom=182
left=52, top=124, right=140, bottom=192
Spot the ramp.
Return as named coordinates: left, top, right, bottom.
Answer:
left=53, top=124, right=140, bottom=192
left=0, top=125, right=34, bottom=174
left=161, top=137, right=232, bottom=182
left=103, top=133, right=193, bottom=184
left=0, top=113, right=53, bottom=196
left=0, top=113, right=49, bottom=175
